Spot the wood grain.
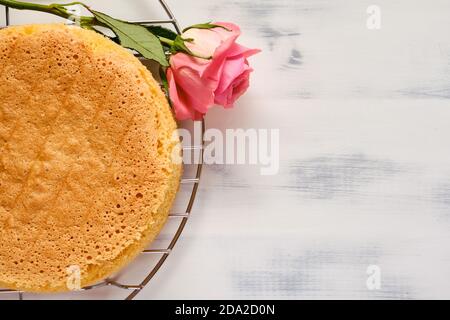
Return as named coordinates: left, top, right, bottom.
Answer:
left=2, top=0, right=449, bottom=300
left=144, top=0, right=450, bottom=300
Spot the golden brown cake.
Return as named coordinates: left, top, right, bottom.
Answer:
left=0, top=24, right=181, bottom=292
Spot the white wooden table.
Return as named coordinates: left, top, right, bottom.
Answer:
left=3, top=0, right=450, bottom=300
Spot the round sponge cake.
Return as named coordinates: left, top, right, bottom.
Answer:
left=0, top=24, right=182, bottom=292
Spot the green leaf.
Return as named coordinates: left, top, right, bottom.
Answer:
left=146, top=25, right=177, bottom=41
left=183, top=22, right=231, bottom=33
left=159, top=67, right=171, bottom=103
left=170, top=35, right=193, bottom=55
left=90, top=10, right=168, bottom=66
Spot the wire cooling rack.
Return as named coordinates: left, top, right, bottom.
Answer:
left=0, top=0, right=204, bottom=300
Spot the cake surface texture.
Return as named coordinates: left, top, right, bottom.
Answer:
left=0, top=24, right=181, bottom=292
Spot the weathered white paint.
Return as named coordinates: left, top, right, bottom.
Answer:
left=1, top=0, right=449, bottom=300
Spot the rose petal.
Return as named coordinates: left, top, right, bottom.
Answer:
left=202, top=26, right=241, bottom=85
left=183, top=28, right=223, bottom=58
left=214, top=68, right=253, bottom=108
left=213, top=22, right=241, bottom=37
left=167, top=68, right=193, bottom=120
left=215, top=56, right=250, bottom=96
left=231, top=71, right=251, bottom=103
left=182, top=22, right=240, bottom=58
left=167, top=68, right=209, bottom=120
left=227, top=43, right=261, bottom=59
left=170, top=52, right=209, bottom=74
left=175, top=67, right=214, bottom=114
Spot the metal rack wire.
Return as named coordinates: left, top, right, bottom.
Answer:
left=0, top=0, right=204, bottom=300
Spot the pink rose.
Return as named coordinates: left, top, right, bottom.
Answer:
left=167, top=22, right=260, bottom=120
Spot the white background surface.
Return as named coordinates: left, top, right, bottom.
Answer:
left=2, top=0, right=450, bottom=300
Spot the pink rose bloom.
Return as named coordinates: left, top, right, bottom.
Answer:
left=167, top=22, right=260, bottom=120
